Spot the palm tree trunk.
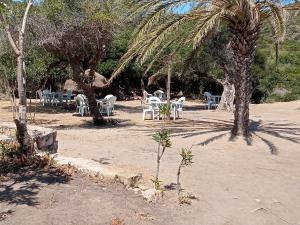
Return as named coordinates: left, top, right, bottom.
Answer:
left=70, top=60, right=105, bottom=125
left=229, top=18, right=260, bottom=137
left=232, top=68, right=251, bottom=136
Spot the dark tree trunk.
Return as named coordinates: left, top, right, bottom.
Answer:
left=232, top=68, right=251, bottom=136
left=229, top=12, right=260, bottom=137
left=70, top=60, right=105, bottom=125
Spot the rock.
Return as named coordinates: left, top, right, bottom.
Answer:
left=142, top=188, right=163, bottom=203
left=0, top=122, right=58, bottom=153
left=138, top=184, right=148, bottom=191
left=36, top=130, right=58, bottom=153
left=118, top=173, right=143, bottom=188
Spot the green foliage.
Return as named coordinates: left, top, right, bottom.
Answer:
left=150, top=177, right=163, bottom=190
left=180, top=148, right=193, bottom=167
left=152, top=129, right=171, bottom=149
left=177, top=147, right=194, bottom=204
left=159, top=104, right=171, bottom=120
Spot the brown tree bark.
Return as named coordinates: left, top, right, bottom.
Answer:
left=70, top=59, right=105, bottom=125
left=229, top=15, right=260, bottom=137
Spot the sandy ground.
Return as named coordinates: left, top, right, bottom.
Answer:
left=0, top=168, right=190, bottom=225
left=1, top=99, right=300, bottom=225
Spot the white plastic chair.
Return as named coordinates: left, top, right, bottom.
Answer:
left=143, top=90, right=152, bottom=103
left=42, top=89, right=52, bottom=105
left=75, top=94, right=89, bottom=116
left=52, top=91, right=64, bottom=106
left=104, top=94, right=114, bottom=100
left=204, top=92, right=217, bottom=110
left=141, top=100, right=155, bottom=120
left=36, top=90, right=47, bottom=106
left=63, top=90, right=73, bottom=104
left=172, top=97, right=185, bottom=120
left=100, top=95, right=117, bottom=117
left=153, top=90, right=165, bottom=101
left=148, top=96, right=162, bottom=120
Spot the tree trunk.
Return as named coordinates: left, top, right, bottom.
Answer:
left=15, top=55, right=32, bottom=155
left=231, top=69, right=251, bottom=136
left=229, top=13, right=260, bottom=137
left=3, top=0, right=34, bottom=155
left=217, top=72, right=235, bottom=111
left=70, top=60, right=105, bottom=125
left=166, top=63, right=171, bottom=120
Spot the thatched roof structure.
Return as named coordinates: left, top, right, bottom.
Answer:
left=64, top=70, right=107, bottom=90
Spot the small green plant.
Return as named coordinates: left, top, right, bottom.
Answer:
left=177, top=147, right=193, bottom=202
left=152, top=129, right=171, bottom=189
left=159, top=104, right=171, bottom=121
left=150, top=177, right=164, bottom=190
left=178, top=192, right=196, bottom=205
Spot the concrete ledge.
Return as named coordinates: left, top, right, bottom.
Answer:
left=0, top=122, right=58, bottom=153
left=53, top=154, right=143, bottom=188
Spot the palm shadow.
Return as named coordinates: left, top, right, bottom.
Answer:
left=245, top=120, right=300, bottom=154
left=0, top=168, right=71, bottom=206
left=133, top=117, right=300, bottom=155
left=183, top=118, right=300, bottom=155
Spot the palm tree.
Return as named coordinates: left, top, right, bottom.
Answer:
left=110, top=0, right=299, bottom=137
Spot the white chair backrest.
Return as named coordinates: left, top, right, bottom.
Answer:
left=148, top=96, right=161, bottom=109
left=108, top=96, right=117, bottom=106
left=36, top=90, right=43, bottom=99
left=143, top=90, right=152, bottom=99
left=75, top=96, right=83, bottom=107
left=102, top=95, right=116, bottom=107
left=76, top=94, right=88, bottom=106
left=43, top=89, right=50, bottom=95
left=204, top=92, right=214, bottom=102
left=104, top=94, right=114, bottom=100
left=153, top=90, right=165, bottom=99
left=175, top=97, right=185, bottom=109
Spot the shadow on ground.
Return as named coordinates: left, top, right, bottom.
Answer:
left=0, top=168, right=71, bottom=206
left=131, top=118, right=300, bottom=155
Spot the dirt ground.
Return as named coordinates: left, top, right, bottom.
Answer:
left=0, top=168, right=190, bottom=225
left=1, top=99, right=300, bottom=225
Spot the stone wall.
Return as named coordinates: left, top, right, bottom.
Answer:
left=0, top=122, right=58, bottom=153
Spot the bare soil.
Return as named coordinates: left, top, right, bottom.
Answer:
left=1, top=99, right=300, bottom=225
left=0, top=168, right=188, bottom=225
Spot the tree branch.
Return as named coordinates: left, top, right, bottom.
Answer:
left=0, top=14, right=20, bottom=55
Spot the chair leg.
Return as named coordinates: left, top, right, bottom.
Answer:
left=152, top=111, right=155, bottom=120
left=143, top=111, right=145, bottom=120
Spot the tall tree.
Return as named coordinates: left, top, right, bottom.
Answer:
left=0, top=0, right=33, bottom=154
left=111, top=0, right=300, bottom=137
left=31, top=0, right=119, bottom=125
